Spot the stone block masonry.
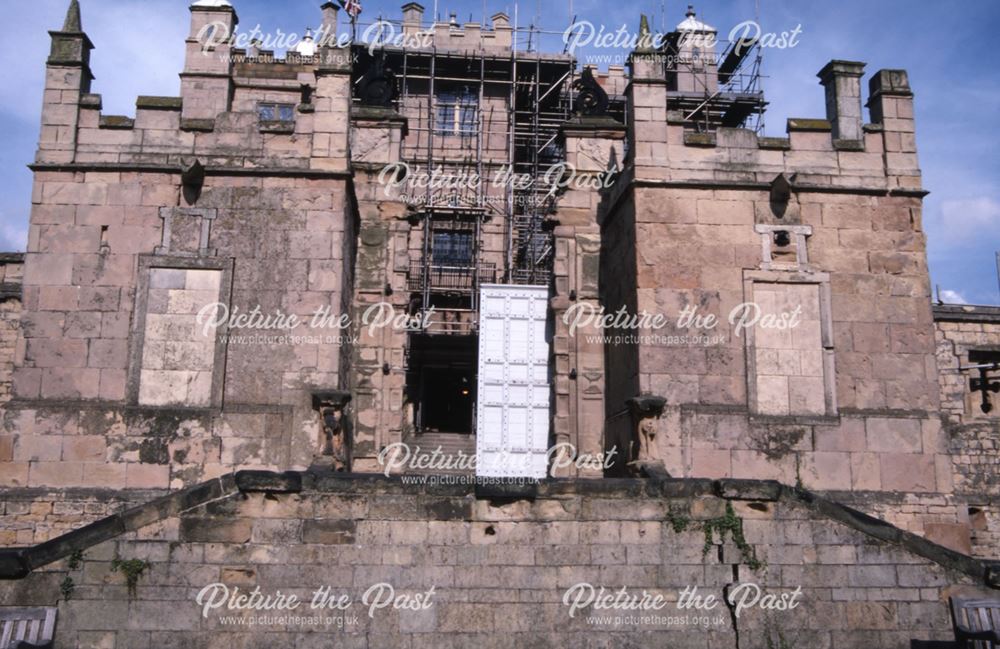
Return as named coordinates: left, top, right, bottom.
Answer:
left=1, top=473, right=998, bottom=648
left=1, top=9, right=999, bottom=646
left=932, top=305, right=1000, bottom=559
left=0, top=254, right=24, bottom=406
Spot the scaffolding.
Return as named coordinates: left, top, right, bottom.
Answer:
left=657, top=16, right=767, bottom=134
left=352, top=36, right=580, bottom=320
left=349, top=12, right=764, bottom=330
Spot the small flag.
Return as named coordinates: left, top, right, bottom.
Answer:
left=341, top=0, right=362, bottom=19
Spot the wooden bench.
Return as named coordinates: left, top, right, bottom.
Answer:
left=0, top=608, right=56, bottom=649
left=951, top=598, right=1000, bottom=648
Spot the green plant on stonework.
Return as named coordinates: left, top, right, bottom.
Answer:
left=666, top=508, right=690, bottom=533
left=665, top=502, right=765, bottom=572
left=59, top=576, right=75, bottom=601
left=60, top=549, right=85, bottom=601
left=700, top=502, right=766, bottom=572
left=765, top=628, right=794, bottom=649
left=67, top=549, right=84, bottom=570
left=763, top=616, right=796, bottom=649
left=111, top=557, right=150, bottom=598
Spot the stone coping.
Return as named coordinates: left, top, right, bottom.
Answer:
left=29, top=161, right=352, bottom=179
left=1, top=471, right=998, bottom=588
left=0, top=283, right=22, bottom=300
left=934, top=304, right=1000, bottom=324
left=135, top=96, right=183, bottom=111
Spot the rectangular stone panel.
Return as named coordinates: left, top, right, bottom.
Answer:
left=750, top=281, right=832, bottom=416
left=138, top=267, right=222, bottom=407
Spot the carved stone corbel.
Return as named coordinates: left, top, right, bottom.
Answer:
left=181, top=158, right=206, bottom=205
left=312, top=390, right=353, bottom=471
left=626, top=394, right=667, bottom=475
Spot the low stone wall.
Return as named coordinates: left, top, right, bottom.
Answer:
left=0, top=488, right=167, bottom=546
left=2, top=474, right=997, bottom=648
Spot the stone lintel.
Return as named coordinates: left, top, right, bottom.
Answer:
left=561, top=115, right=627, bottom=139
left=180, top=118, right=216, bottom=132
left=136, top=96, right=184, bottom=111
left=79, top=93, right=102, bottom=109
left=683, top=132, right=717, bottom=147
left=311, top=390, right=353, bottom=410
left=98, top=115, right=135, bottom=130
left=786, top=117, right=833, bottom=132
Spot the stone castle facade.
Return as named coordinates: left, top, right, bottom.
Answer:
left=1, top=1, right=1000, bottom=646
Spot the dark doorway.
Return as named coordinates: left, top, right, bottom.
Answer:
left=407, top=334, right=477, bottom=434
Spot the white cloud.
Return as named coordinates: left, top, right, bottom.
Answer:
left=0, top=217, right=28, bottom=251
left=938, top=289, right=968, bottom=305
left=936, top=196, right=1000, bottom=244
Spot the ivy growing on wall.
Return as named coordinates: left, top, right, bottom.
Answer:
left=666, top=501, right=766, bottom=572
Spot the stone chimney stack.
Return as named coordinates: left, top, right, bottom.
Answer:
left=38, top=0, right=94, bottom=163
left=817, top=60, right=866, bottom=142
left=402, top=2, right=424, bottom=37
left=490, top=12, right=512, bottom=48
left=867, top=69, right=919, bottom=184
left=402, top=2, right=424, bottom=24
left=181, top=0, right=238, bottom=121
left=320, top=1, right=339, bottom=46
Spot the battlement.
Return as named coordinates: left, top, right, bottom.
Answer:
left=35, top=1, right=918, bottom=195
left=625, top=51, right=920, bottom=193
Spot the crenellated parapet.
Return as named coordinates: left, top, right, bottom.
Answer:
left=617, top=60, right=921, bottom=197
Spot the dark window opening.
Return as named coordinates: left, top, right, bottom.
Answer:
left=259, top=102, right=296, bottom=122
left=969, top=506, right=988, bottom=531
left=427, top=293, right=472, bottom=310
left=968, top=349, right=1000, bottom=365
left=407, top=334, right=477, bottom=434
left=432, top=230, right=474, bottom=266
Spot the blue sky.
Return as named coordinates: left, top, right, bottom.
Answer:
left=2, top=0, right=998, bottom=304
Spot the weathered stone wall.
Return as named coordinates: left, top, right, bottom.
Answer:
left=0, top=255, right=25, bottom=479
left=1, top=475, right=995, bottom=648
left=933, top=307, right=1000, bottom=558
left=0, top=487, right=166, bottom=546
left=5, top=170, right=355, bottom=490
left=595, top=58, right=960, bottom=543
left=934, top=308, right=1000, bottom=424
left=5, top=2, right=359, bottom=491
left=970, top=505, right=1000, bottom=561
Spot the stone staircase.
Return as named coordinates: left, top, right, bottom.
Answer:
left=401, top=432, right=477, bottom=475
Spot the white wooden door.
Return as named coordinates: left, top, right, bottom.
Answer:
left=476, top=284, right=551, bottom=478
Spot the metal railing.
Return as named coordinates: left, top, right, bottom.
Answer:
left=407, top=261, right=497, bottom=292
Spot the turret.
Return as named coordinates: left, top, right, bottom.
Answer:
left=180, top=0, right=238, bottom=120
left=668, top=5, right=718, bottom=94
left=38, top=0, right=94, bottom=163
